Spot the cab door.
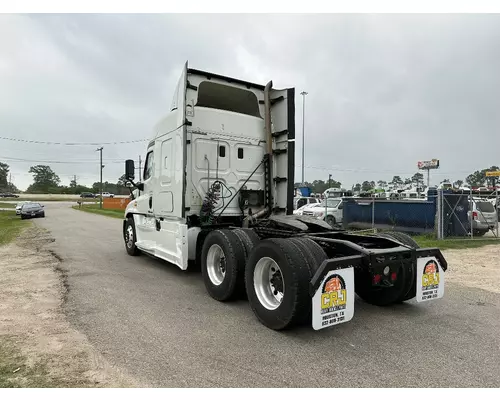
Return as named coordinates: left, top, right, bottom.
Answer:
left=134, top=145, right=157, bottom=250
left=155, top=61, right=188, bottom=219
left=151, top=63, right=189, bottom=269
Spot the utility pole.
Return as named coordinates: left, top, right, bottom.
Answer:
left=328, top=174, right=332, bottom=188
left=96, top=147, right=103, bottom=209
left=300, top=91, right=308, bottom=185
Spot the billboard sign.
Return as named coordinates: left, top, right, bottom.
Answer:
left=485, top=170, right=500, bottom=177
left=417, top=159, right=440, bottom=170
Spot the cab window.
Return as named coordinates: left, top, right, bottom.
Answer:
left=144, top=150, right=154, bottom=180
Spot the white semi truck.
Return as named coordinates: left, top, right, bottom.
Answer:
left=122, top=62, right=447, bottom=331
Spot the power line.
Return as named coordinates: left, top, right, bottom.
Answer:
left=0, top=155, right=126, bottom=164
left=0, top=123, right=188, bottom=147
left=0, top=136, right=147, bottom=146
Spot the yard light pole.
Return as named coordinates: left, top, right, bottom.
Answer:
left=300, top=91, right=308, bottom=185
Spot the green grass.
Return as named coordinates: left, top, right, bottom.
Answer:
left=0, top=337, right=52, bottom=388
left=0, top=336, right=94, bottom=388
left=0, top=211, right=28, bottom=246
left=72, top=205, right=123, bottom=219
left=413, top=234, right=500, bottom=250
left=0, top=202, right=15, bottom=208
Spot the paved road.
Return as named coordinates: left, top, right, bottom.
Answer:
left=35, top=203, right=500, bottom=387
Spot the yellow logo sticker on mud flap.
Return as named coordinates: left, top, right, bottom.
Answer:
left=321, top=276, right=347, bottom=311
left=416, top=257, right=445, bottom=303
left=312, top=267, right=355, bottom=330
left=422, top=260, right=440, bottom=289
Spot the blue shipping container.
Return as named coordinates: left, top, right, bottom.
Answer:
left=342, top=198, right=437, bottom=234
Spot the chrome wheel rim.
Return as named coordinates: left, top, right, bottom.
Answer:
left=206, top=244, right=226, bottom=286
left=254, top=257, right=284, bottom=310
left=126, top=225, right=134, bottom=249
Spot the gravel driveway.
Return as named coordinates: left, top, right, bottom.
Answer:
left=33, top=202, right=500, bottom=387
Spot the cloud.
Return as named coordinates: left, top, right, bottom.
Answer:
left=0, top=13, right=499, bottom=190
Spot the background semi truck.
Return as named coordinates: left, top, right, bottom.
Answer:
left=122, top=62, right=447, bottom=331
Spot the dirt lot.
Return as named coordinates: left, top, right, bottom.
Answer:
left=443, top=244, right=500, bottom=294
left=0, top=225, right=134, bottom=387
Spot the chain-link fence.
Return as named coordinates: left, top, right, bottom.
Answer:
left=436, top=190, right=499, bottom=240
left=340, top=190, right=500, bottom=240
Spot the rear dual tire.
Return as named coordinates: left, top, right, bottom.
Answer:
left=355, top=231, right=419, bottom=306
left=200, top=228, right=259, bottom=302
left=201, top=231, right=328, bottom=330
left=245, top=238, right=327, bottom=330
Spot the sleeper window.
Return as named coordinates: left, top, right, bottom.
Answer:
left=219, top=145, right=226, bottom=158
left=196, top=81, right=261, bottom=118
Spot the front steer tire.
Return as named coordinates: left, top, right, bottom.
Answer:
left=245, top=238, right=311, bottom=330
left=201, top=229, right=246, bottom=302
left=124, top=217, right=141, bottom=256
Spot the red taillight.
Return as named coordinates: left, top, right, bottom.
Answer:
left=472, top=211, right=478, bottom=219
left=391, top=272, right=397, bottom=281
left=373, top=274, right=381, bottom=284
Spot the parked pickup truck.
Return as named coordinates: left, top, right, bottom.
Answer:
left=302, top=197, right=344, bottom=227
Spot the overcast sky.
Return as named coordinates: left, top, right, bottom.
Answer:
left=1, top=13, right=499, bottom=191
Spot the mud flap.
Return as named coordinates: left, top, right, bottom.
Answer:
left=310, top=255, right=362, bottom=331
left=416, top=256, right=445, bottom=303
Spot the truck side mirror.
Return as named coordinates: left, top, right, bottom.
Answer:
left=125, top=159, right=135, bottom=181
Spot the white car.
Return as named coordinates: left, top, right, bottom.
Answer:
left=100, top=192, right=115, bottom=198
left=302, top=198, right=344, bottom=227
left=15, top=201, right=31, bottom=215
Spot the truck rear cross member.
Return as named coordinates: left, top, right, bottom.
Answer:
left=121, top=62, right=447, bottom=331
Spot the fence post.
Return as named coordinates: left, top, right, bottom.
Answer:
left=470, top=187, right=474, bottom=239
left=436, top=190, right=442, bottom=239
left=497, top=188, right=499, bottom=239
